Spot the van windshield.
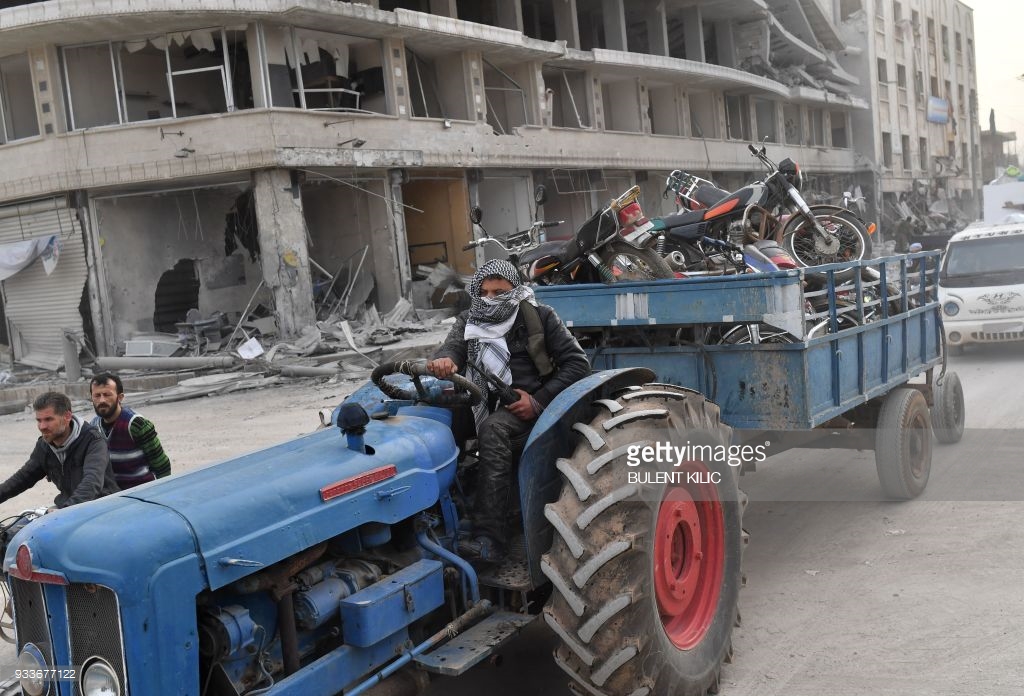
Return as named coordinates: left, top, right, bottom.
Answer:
left=943, top=236, right=1024, bottom=278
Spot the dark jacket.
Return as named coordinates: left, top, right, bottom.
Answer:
left=433, top=303, right=591, bottom=408
left=0, top=417, right=120, bottom=509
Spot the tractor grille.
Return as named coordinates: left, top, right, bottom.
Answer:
left=10, top=578, right=53, bottom=664
left=66, top=584, right=127, bottom=695
left=970, top=330, right=1024, bottom=342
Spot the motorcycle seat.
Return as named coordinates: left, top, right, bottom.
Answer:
left=660, top=209, right=707, bottom=230
left=693, top=184, right=731, bottom=208
left=519, top=238, right=578, bottom=266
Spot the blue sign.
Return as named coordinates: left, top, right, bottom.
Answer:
left=927, top=96, right=951, bottom=124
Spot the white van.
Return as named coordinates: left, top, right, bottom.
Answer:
left=938, top=221, right=1024, bottom=353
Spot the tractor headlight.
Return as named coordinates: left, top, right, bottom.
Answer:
left=943, top=302, right=960, bottom=317
left=81, top=658, right=120, bottom=696
left=17, top=643, right=49, bottom=696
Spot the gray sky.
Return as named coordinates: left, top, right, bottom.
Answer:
left=965, top=0, right=1023, bottom=152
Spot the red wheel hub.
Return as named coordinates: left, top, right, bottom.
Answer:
left=654, top=463, right=725, bottom=650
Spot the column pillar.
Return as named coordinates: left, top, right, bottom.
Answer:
left=429, top=0, right=458, bottom=18
left=253, top=170, right=315, bottom=337
left=684, top=8, right=705, bottom=62
left=497, top=0, right=524, bottom=33
left=601, top=0, right=628, bottom=51
left=553, top=0, right=581, bottom=49
left=387, top=169, right=413, bottom=300
left=645, top=0, right=670, bottom=57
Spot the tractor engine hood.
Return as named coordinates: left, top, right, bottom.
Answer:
left=9, top=412, right=458, bottom=593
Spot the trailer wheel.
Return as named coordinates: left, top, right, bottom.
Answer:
left=542, top=386, right=743, bottom=696
left=930, top=371, right=965, bottom=444
left=875, top=388, right=933, bottom=499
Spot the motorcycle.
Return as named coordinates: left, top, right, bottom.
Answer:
left=463, top=184, right=674, bottom=285
left=656, top=143, right=874, bottom=273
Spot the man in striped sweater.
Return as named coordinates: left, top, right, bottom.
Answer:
left=89, top=372, right=172, bottom=489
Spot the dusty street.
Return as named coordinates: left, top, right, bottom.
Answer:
left=1, top=346, right=1021, bottom=695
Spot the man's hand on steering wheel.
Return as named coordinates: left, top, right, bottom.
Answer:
left=427, top=358, right=458, bottom=379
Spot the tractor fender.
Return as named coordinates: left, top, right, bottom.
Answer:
left=519, top=367, right=655, bottom=587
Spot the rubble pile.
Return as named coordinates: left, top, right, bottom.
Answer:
left=0, top=261, right=471, bottom=407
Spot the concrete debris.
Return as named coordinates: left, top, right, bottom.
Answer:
left=0, top=370, right=13, bottom=386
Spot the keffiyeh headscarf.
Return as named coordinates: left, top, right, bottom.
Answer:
left=465, top=259, right=536, bottom=427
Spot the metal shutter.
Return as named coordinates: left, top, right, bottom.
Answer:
left=0, top=198, right=87, bottom=370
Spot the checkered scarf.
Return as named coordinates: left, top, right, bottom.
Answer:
left=465, top=260, right=536, bottom=427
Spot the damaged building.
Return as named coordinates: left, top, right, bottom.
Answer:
left=0, top=0, right=978, bottom=369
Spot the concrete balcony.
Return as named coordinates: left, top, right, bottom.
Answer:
left=0, top=107, right=860, bottom=201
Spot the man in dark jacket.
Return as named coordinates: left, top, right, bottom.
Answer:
left=428, top=259, right=591, bottom=563
left=0, top=392, right=120, bottom=509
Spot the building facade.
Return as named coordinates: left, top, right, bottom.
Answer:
left=0, top=0, right=975, bottom=367
left=836, top=0, right=980, bottom=235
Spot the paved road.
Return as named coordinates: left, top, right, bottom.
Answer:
left=426, top=343, right=1023, bottom=696
left=0, top=345, right=1019, bottom=695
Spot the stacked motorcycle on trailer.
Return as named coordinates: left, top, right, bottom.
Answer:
left=462, top=184, right=673, bottom=286
left=653, top=143, right=876, bottom=277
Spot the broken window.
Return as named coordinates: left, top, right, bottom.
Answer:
left=830, top=111, right=848, bottom=148
left=896, top=64, right=907, bottom=89
left=724, top=94, right=750, bottom=141
left=544, top=68, right=590, bottom=129
left=61, top=28, right=253, bottom=129
left=0, top=52, right=39, bottom=143
left=522, top=0, right=558, bottom=42
left=483, top=59, right=530, bottom=134
left=901, top=135, right=911, bottom=170
left=808, top=108, right=824, bottom=146
left=649, top=85, right=682, bottom=136
left=602, top=79, right=642, bottom=133
left=915, top=70, right=924, bottom=98
left=957, top=85, right=965, bottom=116
left=839, top=0, right=863, bottom=21
left=753, top=98, right=777, bottom=143
left=153, top=259, right=200, bottom=333
left=406, top=50, right=442, bottom=119
left=876, top=58, right=888, bottom=84
left=667, top=17, right=688, bottom=59
left=892, top=1, right=902, bottom=22
left=783, top=104, right=802, bottom=145
left=264, top=25, right=386, bottom=114
left=688, top=92, right=718, bottom=139
left=882, top=132, right=892, bottom=168
left=380, top=0, right=430, bottom=10
left=919, top=136, right=928, bottom=170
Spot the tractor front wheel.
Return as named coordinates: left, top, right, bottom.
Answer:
left=542, top=385, right=744, bottom=696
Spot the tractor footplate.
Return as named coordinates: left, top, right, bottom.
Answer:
left=413, top=611, right=536, bottom=676
left=477, top=556, right=532, bottom=591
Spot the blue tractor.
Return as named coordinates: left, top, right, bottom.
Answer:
left=3, top=256, right=956, bottom=696
left=1, top=356, right=741, bottom=696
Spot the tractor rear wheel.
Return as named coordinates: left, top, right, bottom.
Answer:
left=542, top=385, right=744, bottom=696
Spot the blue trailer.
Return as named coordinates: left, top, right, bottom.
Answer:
left=2, top=254, right=962, bottom=696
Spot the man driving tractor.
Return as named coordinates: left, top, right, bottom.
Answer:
left=427, top=259, right=591, bottom=564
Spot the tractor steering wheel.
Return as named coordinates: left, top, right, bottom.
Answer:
left=371, top=360, right=483, bottom=407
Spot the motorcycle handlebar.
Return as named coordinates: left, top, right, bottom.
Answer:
left=462, top=241, right=479, bottom=251
left=540, top=220, right=563, bottom=228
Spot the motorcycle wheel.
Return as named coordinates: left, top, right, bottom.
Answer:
left=715, top=323, right=797, bottom=345
left=782, top=212, right=870, bottom=267
left=601, top=241, right=676, bottom=281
